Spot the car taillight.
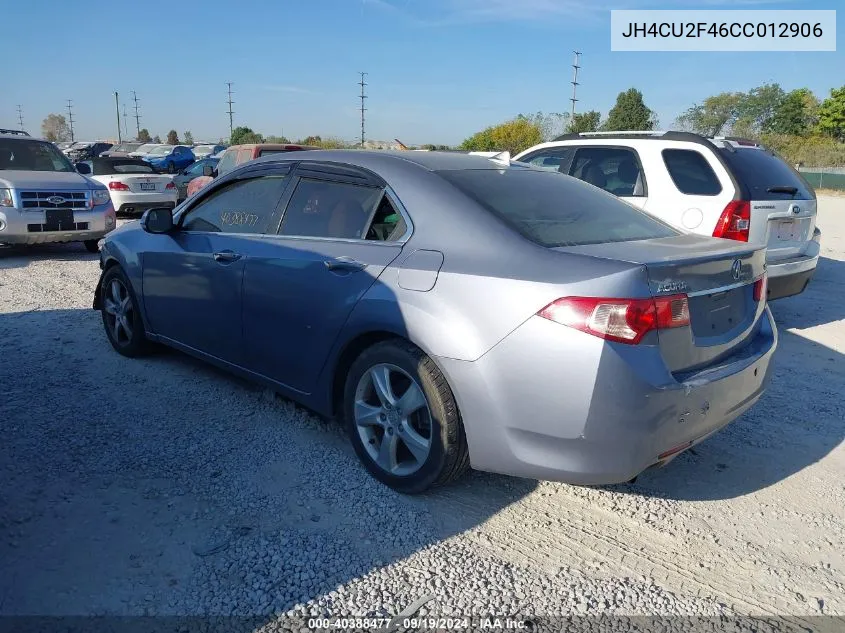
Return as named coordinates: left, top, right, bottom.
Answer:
left=109, top=181, right=130, bottom=191
left=753, top=275, right=767, bottom=302
left=165, top=182, right=175, bottom=189
left=713, top=200, right=750, bottom=242
left=537, top=294, right=690, bottom=345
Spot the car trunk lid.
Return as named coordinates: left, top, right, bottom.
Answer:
left=559, top=234, right=767, bottom=373
left=101, top=174, right=173, bottom=193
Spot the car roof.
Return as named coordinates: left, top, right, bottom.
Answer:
left=252, top=149, right=523, bottom=172
left=227, top=143, right=320, bottom=151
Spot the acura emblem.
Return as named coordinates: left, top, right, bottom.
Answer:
left=731, top=259, right=742, bottom=280
left=793, top=205, right=801, bottom=215
left=47, top=195, right=66, bottom=205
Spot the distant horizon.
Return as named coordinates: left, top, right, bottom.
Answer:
left=4, top=0, right=841, bottom=145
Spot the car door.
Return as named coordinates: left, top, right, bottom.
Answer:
left=241, top=163, right=409, bottom=394
left=141, top=165, right=293, bottom=365
left=567, top=146, right=649, bottom=210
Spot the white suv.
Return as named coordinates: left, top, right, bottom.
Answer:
left=515, top=131, right=821, bottom=300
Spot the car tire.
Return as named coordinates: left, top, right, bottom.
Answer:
left=167, top=162, right=176, bottom=174
left=99, top=265, right=151, bottom=358
left=343, top=339, right=470, bottom=494
left=83, top=239, right=100, bottom=253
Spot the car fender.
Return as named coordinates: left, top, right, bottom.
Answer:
left=96, top=232, right=153, bottom=333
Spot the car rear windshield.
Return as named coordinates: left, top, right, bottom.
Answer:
left=438, top=168, right=679, bottom=247
left=718, top=147, right=814, bottom=201
left=91, top=159, right=155, bottom=175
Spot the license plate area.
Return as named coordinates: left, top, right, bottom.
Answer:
left=139, top=183, right=156, bottom=191
left=44, top=209, right=75, bottom=231
left=776, top=219, right=797, bottom=241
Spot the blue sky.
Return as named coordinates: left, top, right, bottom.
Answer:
left=2, top=0, right=841, bottom=145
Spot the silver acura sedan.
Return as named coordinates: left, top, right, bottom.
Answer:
left=93, top=150, right=777, bottom=493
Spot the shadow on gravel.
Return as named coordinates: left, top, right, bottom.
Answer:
left=0, top=242, right=99, bottom=269
left=615, top=255, right=845, bottom=502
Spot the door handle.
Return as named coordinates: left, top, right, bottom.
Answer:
left=213, top=250, right=242, bottom=264
left=323, top=257, right=367, bottom=273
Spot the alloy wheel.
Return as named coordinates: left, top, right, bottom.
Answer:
left=102, top=278, right=134, bottom=346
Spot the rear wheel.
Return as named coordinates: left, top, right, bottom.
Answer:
left=83, top=239, right=100, bottom=253
left=343, top=340, right=470, bottom=494
left=100, top=266, right=151, bottom=357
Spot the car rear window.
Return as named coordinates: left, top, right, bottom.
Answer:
left=438, top=168, right=679, bottom=248
left=662, top=149, right=722, bottom=196
left=91, top=159, right=155, bottom=175
left=718, top=147, right=814, bottom=201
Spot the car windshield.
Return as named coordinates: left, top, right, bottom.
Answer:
left=112, top=143, right=140, bottom=152
left=91, top=159, right=155, bottom=175
left=132, top=144, right=156, bottom=153
left=0, top=138, right=75, bottom=172
left=438, top=167, right=679, bottom=247
left=148, top=146, right=174, bottom=156
left=194, top=145, right=213, bottom=152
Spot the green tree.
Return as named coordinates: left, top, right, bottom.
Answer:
left=137, top=128, right=152, bottom=142
left=567, top=110, right=601, bottom=134
left=265, top=135, right=290, bottom=144
left=230, top=126, right=263, bottom=145
left=816, top=86, right=845, bottom=141
left=183, top=130, right=194, bottom=145
left=676, top=92, right=744, bottom=137
left=734, top=83, right=786, bottom=136
left=152, top=135, right=162, bottom=143
left=603, top=88, right=656, bottom=131
left=460, top=117, right=543, bottom=154
left=518, top=111, right=570, bottom=142
left=41, top=113, right=71, bottom=142
left=768, top=89, right=819, bottom=136
left=166, top=130, right=179, bottom=144
left=301, top=135, right=322, bottom=146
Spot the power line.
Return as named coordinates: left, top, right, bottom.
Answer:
left=570, top=51, right=581, bottom=117
left=66, top=100, right=75, bottom=142
left=226, top=82, right=235, bottom=139
left=16, top=105, right=24, bottom=130
left=132, top=91, right=141, bottom=139
left=359, top=72, right=367, bottom=148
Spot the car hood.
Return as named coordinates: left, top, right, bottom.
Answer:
left=0, top=170, right=94, bottom=190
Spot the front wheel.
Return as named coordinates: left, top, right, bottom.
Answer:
left=343, top=340, right=470, bottom=494
left=100, top=266, right=151, bottom=357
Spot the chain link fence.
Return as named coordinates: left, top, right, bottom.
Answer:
left=798, top=166, right=845, bottom=191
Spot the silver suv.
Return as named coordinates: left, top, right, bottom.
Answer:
left=0, top=131, right=116, bottom=252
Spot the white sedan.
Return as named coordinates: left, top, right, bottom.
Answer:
left=79, top=157, right=177, bottom=216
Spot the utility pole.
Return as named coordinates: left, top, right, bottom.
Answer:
left=66, top=100, right=75, bottom=142
left=114, top=92, right=122, bottom=143
left=359, top=72, right=367, bottom=148
left=122, top=103, right=129, bottom=139
left=226, top=82, right=235, bottom=139
left=16, top=105, right=24, bottom=130
left=132, top=91, right=141, bottom=139
left=570, top=51, right=581, bottom=117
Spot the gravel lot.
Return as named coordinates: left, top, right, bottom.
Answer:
left=1, top=198, right=843, bottom=627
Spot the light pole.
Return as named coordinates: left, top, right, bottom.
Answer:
left=114, top=92, right=122, bottom=143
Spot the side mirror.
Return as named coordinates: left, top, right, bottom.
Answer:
left=75, top=162, right=91, bottom=175
left=140, top=207, right=175, bottom=234
left=202, top=164, right=214, bottom=177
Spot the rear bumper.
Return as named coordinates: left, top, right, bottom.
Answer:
left=436, top=307, right=778, bottom=485
left=765, top=230, right=820, bottom=300
left=115, top=200, right=175, bottom=216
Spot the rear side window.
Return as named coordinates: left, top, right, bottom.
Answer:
left=569, top=147, right=646, bottom=197
left=438, top=168, right=678, bottom=248
left=718, top=148, right=814, bottom=200
left=279, top=178, right=382, bottom=239
left=662, top=149, right=722, bottom=196
left=518, top=148, right=575, bottom=172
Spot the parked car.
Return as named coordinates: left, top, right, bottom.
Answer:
left=0, top=132, right=115, bottom=252
left=0, top=128, right=30, bottom=137
left=76, top=157, right=177, bottom=216
left=143, top=145, right=195, bottom=174
left=515, top=131, right=821, bottom=300
left=100, top=142, right=143, bottom=158
left=67, top=141, right=113, bottom=162
left=185, top=143, right=318, bottom=198
left=171, top=157, right=219, bottom=202
left=192, top=144, right=226, bottom=160
left=94, top=150, right=775, bottom=493
left=128, top=143, right=164, bottom=159
left=56, top=141, right=75, bottom=152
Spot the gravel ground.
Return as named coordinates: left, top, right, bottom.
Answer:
left=1, top=199, right=843, bottom=629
